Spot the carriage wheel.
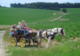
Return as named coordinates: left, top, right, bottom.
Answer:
left=18, top=38, right=26, bottom=47
left=9, top=37, right=17, bottom=47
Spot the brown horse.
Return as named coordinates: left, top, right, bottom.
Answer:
left=24, top=31, right=41, bottom=47
left=11, top=30, right=24, bottom=46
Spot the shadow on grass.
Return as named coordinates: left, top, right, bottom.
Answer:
left=25, top=45, right=38, bottom=48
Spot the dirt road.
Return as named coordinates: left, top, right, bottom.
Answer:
left=0, top=31, right=6, bottom=56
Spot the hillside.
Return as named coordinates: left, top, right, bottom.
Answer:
left=0, top=8, right=80, bottom=37
left=1, top=8, right=80, bottom=56
left=0, top=8, right=59, bottom=25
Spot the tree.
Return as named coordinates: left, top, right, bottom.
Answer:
left=0, top=5, right=2, bottom=7
left=62, top=8, right=67, bottom=13
left=10, top=2, right=80, bottom=10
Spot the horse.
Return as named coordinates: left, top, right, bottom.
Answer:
left=37, top=28, right=65, bottom=48
left=24, top=29, right=47, bottom=47
left=24, top=30, right=42, bottom=47
left=46, top=28, right=65, bottom=48
left=49, top=28, right=65, bottom=37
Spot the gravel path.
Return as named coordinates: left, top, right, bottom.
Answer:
left=0, top=31, right=6, bottom=56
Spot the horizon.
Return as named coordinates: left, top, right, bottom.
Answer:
left=0, top=0, right=80, bottom=7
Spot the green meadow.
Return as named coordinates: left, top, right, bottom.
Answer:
left=1, top=8, right=80, bottom=56
left=1, top=8, right=80, bottom=37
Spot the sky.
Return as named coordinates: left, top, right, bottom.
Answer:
left=0, top=0, right=80, bottom=7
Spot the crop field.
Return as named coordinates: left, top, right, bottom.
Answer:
left=1, top=8, right=80, bottom=56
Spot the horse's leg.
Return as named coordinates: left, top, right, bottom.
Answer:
left=14, top=35, right=18, bottom=46
left=33, top=39, right=36, bottom=46
left=37, top=37, right=42, bottom=47
left=28, top=39, right=31, bottom=46
left=46, top=37, right=52, bottom=48
left=39, top=38, right=43, bottom=47
left=15, top=37, right=18, bottom=46
left=32, top=38, right=38, bottom=46
left=30, top=39, right=32, bottom=46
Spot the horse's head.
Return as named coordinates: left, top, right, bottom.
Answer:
left=60, top=28, right=65, bottom=36
left=46, top=28, right=65, bottom=40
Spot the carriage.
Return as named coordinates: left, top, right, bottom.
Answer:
left=10, top=27, right=65, bottom=48
left=9, top=20, right=65, bottom=48
left=10, top=29, right=40, bottom=47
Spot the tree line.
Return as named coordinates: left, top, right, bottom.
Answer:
left=10, top=2, right=80, bottom=10
left=0, top=5, right=2, bottom=7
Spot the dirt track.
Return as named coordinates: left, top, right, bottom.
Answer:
left=0, top=31, right=6, bottom=56
left=49, top=13, right=67, bottom=22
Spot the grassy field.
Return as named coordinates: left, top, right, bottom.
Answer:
left=1, top=8, right=80, bottom=38
left=7, top=39, right=80, bottom=56
left=1, top=8, right=80, bottom=56
left=0, top=8, right=60, bottom=25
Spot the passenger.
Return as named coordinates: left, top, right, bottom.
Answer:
left=16, top=21, right=22, bottom=30
left=21, top=20, right=27, bottom=27
left=16, top=20, right=28, bottom=35
left=16, top=27, right=23, bottom=35
left=21, top=20, right=32, bottom=33
left=16, top=20, right=27, bottom=30
left=10, top=24, right=16, bottom=37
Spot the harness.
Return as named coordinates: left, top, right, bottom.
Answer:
left=45, top=30, right=48, bottom=38
left=39, top=30, right=48, bottom=38
left=47, top=29, right=58, bottom=40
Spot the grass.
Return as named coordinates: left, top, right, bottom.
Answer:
left=0, top=8, right=59, bottom=25
left=6, top=38, right=80, bottom=56
left=1, top=8, right=80, bottom=56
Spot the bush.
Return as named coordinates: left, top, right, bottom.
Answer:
left=62, top=8, right=67, bottom=13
